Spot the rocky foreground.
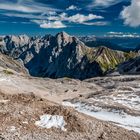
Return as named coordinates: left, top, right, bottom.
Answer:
left=0, top=32, right=140, bottom=139
left=0, top=66, right=140, bottom=140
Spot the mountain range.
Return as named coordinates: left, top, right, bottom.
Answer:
left=79, top=36, right=140, bottom=52
left=0, top=32, right=139, bottom=80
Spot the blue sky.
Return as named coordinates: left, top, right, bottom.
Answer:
left=0, top=0, right=140, bottom=36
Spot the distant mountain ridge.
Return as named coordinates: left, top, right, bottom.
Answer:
left=79, top=36, right=140, bottom=52
left=0, top=32, right=139, bottom=79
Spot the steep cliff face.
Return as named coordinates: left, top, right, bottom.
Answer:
left=0, top=32, right=138, bottom=79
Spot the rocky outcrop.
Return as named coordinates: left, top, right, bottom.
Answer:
left=0, top=32, right=138, bottom=79
left=0, top=35, right=29, bottom=57
left=0, top=53, right=27, bottom=74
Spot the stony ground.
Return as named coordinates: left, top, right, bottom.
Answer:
left=0, top=68, right=140, bottom=139
left=63, top=75, right=140, bottom=133
left=0, top=92, right=140, bottom=140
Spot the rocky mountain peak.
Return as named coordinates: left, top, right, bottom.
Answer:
left=0, top=32, right=138, bottom=80
left=55, top=31, right=75, bottom=45
left=57, top=31, right=70, bottom=37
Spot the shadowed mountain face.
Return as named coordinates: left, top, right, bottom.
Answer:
left=0, top=32, right=138, bottom=80
left=118, top=56, right=140, bottom=74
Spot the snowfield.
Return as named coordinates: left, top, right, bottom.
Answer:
left=63, top=101, right=140, bottom=133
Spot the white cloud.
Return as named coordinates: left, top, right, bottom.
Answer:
left=38, top=12, right=104, bottom=25
left=105, top=32, right=140, bottom=38
left=4, top=13, right=47, bottom=20
left=47, top=13, right=104, bottom=24
left=4, top=12, right=105, bottom=26
left=0, top=4, right=38, bottom=13
left=32, top=20, right=67, bottom=29
left=83, top=21, right=109, bottom=26
left=94, top=0, right=117, bottom=7
left=121, top=0, right=140, bottom=27
left=2, top=1, right=106, bottom=28
left=66, top=5, right=79, bottom=11
left=0, top=1, right=59, bottom=13
left=88, top=0, right=124, bottom=9
left=66, top=13, right=103, bottom=23
left=108, top=32, right=124, bottom=35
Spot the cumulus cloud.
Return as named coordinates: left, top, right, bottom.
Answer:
left=32, top=20, right=66, bottom=29
left=4, top=11, right=105, bottom=27
left=5, top=10, right=106, bottom=28
left=47, top=13, right=104, bottom=24
left=1, top=0, right=108, bottom=28
left=65, top=13, right=103, bottom=23
left=121, top=0, right=140, bottom=27
left=66, top=5, right=79, bottom=11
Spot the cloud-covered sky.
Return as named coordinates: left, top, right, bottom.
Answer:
left=0, top=0, right=139, bottom=36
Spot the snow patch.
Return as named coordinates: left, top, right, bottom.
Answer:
left=8, top=126, right=16, bottom=133
left=35, top=114, right=67, bottom=131
left=63, top=101, right=140, bottom=133
left=0, top=100, right=9, bottom=103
